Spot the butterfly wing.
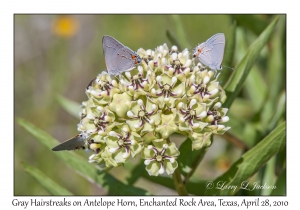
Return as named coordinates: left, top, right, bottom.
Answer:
left=207, top=33, right=225, bottom=70
left=102, top=35, right=125, bottom=75
left=114, top=46, right=140, bottom=73
left=52, top=134, right=86, bottom=151
left=102, top=36, right=141, bottom=75
left=197, top=33, right=225, bottom=70
left=195, top=42, right=213, bottom=68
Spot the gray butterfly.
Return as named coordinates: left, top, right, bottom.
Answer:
left=102, top=35, right=142, bottom=75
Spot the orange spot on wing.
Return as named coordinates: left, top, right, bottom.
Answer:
left=193, top=47, right=202, bottom=57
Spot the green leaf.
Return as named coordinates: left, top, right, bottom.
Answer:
left=260, top=16, right=285, bottom=132
left=224, top=16, right=279, bottom=108
left=267, top=91, right=286, bottom=131
left=17, top=118, right=150, bottom=195
left=141, top=171, right=207, bottom=195
left=205, top=121, right=286, bottom=195
left=219, top=21, right=236, bottom=86
left=21, top=162, right=73, bottom=195
left=276, top=145, right=286, bottom=174
left=233, top=27, right=248, bottom=62
left=261, top=156, right=276, bottom=195
left=177, top=138, right=208, bottom=182
left=56, top=94, right=81, bottom=119
left=244, top=66, right=268, bottom=112
left=166, top=30, right=182, bottom=51
left=232, top=15, right=269, bottom=36
left=230, top=98, right=254, bottom=121
left=226, top=114, right=256, bottom=148
left=267, top=24, right=285, bottom=103
left=126, top=161, right=145, bottom=185
left=260, top=90, right=285, bottom=134
left=171, top=15, right=191, bottom=49
left=270, top=168, right=286, bottom=196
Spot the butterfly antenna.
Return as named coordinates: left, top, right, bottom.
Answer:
left=223, top=65, right=235, bottom=71
left=215, top=72, right=221, bottom=79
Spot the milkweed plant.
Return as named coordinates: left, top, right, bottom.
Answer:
left=80, top=44, right=230, bottom=176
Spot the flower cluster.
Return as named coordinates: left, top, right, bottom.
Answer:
left=78, top=43, right=230, bottom=176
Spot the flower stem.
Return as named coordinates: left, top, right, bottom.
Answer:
left=183, top=147, right=207, bottom=185
left=171, top=15, right=191, bottom=49
left=172, top=167, right=188, bottom=195
left=219, top=132, right=250, bottom=150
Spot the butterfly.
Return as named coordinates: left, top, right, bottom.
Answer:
left=52, top=134, right=87, bottom=151
left=52, top=134, right=101, bottom=152
left=193, top=33, right=225, bottom=71
left=102, top=35, right=142, bottom=75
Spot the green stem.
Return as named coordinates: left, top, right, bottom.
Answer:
left=171, top=15, right=191, bottom=49
left=167, top=136, right=188, bottom=195
left=220, top=132, right=250, bottom=150
left=183, top=147, right=207, bottom=185
left=172, top=167, right=188, bottom=195
left=166, top=30, right=182, bottom=51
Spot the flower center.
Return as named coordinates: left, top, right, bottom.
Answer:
left=155, top=81, right=178, bottom=98
left=170, top=58, right=185, bottom=74
left=95, top=118, right=108, bottom=130
left=100, top=81, right=108, bottom=88
left=164, top=84, right=170, bottom=91
left=208, top=109, right=221, bottom=125
left=94, top=119, right=99, bottom=125
left=193, top=83, right=210, bottom=98
left=118, top=139, right=124, bottom=146
left=174, top=60, right=181, bottom=66
left=91, top=111, right=109, bottom=131
left=156, top=155, right=163, bottom=162
left=190, top=110, right=196, bottom=116
left=138, top=110, right=145, bottom=117
left=179, top=104, right=206, bottom=128
left=97, top=81, right=112, bottom=95
left=128, top=73, right=149, bottom=90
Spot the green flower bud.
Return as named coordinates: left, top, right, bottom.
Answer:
left=109, top=92, right=132, bottom=117
left=101, top=147, right=122, bottom=168
left=189, top=132, right=212, bottom=150
left=156, top=113, right=178, bottom=138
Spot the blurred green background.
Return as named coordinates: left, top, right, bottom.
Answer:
left=15, top=14, right=286, bottom=195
